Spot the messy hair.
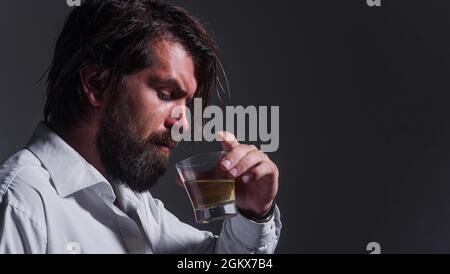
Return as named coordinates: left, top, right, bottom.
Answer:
left=45, top=0, right=219, bottom=128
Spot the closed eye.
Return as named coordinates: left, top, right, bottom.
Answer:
left=157, top=90, right=173, bottom=101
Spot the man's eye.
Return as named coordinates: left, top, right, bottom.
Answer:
left=157, top=91, right=172, bottom=101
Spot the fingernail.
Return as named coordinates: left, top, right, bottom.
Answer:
left=242, top=175, right=251, bottom=183
left=221, top=159, right=231, bottom=169
left=230, top=168, right=238, bottom=177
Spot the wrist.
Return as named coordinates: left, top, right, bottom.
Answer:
left=238, top=202, right=275, bottom=223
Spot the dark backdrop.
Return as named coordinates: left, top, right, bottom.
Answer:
left=2, top=0, right=450, bottom=253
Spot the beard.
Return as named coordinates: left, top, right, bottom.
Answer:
left=96, top=82, right=177, bottom=193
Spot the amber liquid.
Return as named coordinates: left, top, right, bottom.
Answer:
left=184, top=179, right=236, bottom=209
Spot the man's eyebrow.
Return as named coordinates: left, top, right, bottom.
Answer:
left=148, top=76, right=192, bottom=98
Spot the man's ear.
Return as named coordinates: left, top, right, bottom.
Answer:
left=79, top=65, right=111, bottom=107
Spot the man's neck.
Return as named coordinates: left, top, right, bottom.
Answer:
left=51, top=122, right=112, bottom=182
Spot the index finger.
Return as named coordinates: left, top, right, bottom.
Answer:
left=216, top=131, right=239, bottom=152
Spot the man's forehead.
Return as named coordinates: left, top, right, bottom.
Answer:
left=146, top=40, right=198, bottom=95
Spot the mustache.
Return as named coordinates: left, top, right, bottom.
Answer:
left=147, top=131, right=178, bottom=149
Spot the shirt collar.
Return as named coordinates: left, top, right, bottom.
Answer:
left=26, top=122, right=114, bottom=199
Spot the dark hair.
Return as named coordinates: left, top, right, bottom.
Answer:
left=45, top=0, right=218, bottom=128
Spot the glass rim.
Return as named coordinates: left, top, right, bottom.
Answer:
left=175, top=150, right=227, bottom=169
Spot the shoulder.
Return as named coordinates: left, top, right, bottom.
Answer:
left=0, top=149, right=54, bottom=225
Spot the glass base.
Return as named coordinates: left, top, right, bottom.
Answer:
left=195, top=203, right=238, bottom=224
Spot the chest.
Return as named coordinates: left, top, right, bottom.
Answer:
left=41, top=190, right=154, bottom=254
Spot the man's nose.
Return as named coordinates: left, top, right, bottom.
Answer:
left=165, top=105, right=190, bottom=133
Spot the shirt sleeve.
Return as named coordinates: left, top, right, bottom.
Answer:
left=216, top=205, right=282, bottom=254
left=149, top=197, right=282, bottom=254
left=0, top=200, right=47, bottom=254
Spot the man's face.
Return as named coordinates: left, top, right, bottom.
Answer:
left=97, top=39, right=197, bottom=193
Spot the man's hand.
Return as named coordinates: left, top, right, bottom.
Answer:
left=216, top=131, right=279, bottom=218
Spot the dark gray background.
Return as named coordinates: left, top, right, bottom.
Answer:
left=2, top=0, right=450, bottom=253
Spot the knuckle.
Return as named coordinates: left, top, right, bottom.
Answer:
left=253, top=149, right=268, bottom=162
left=259, top=150, right=268, bottom=160
left=229, top=147, right=242, bottom=158
left=249, top=149, right=260, bottom=158
left=272, top=163, right=279, bottom=176
left=247, top=151, right=262, bottom=166
left=243, top=144, right=256, bottom=151
left=254, top=167, right=264, bottom=178
left=249, top=145, right=258, bottom=151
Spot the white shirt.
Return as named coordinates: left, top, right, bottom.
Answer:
left=0, top=123, right=281, bottom=254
